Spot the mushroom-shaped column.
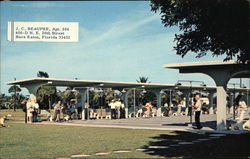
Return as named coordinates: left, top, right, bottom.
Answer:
left=121, top=89, right=132, bottom=118
left=151, top=89, right=162, bottom=117
left=75, top=88, right=88, bottom=120
left=23, top=83, right=45, bottom=97
left=21, top=83, right=46, bottom=124
left=208, top=71, right=231, bottom=131
left=164, top=61, right=250, bottom=131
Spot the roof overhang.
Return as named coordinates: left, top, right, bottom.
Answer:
left=6, top=77, right=249, bottom=92
left=164, top=60, right=250, bottom=78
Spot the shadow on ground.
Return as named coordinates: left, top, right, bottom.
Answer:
left=142, top=131, right=250, bottom=159
left=162, top=121, right=217, bottom=130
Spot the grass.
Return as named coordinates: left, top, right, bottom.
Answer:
left=0, top=109, right=25, bottom=121
left=0, top=122, right=171, bottom=159
left=1, top=111, right=249, bottom=159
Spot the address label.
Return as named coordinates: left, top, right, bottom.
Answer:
left=7, top=21, right=79, bottom=42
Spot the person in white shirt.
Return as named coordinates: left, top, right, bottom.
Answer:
left=115, top=99, right=122, bottom=119
left=26, top=99, right=34, bottom=123
left=109, top=100, right=116, bottom=119
left=193, top=94, right=202, bottom=129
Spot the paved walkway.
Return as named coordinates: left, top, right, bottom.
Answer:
left=35, top=114, right=215, bottom=130
left=30, top=114, right=249, bottom=134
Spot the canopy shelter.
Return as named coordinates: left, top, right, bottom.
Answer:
left=164, top=60, right=250, bottom=131
left=7, top=77, right=248, bottom=117
left=6, top=77, right=212, bottom=110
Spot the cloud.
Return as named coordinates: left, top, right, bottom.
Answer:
left=11, top=2, right=64, bottom=8
left=2, top=9, right=173, bottom=80
left=78, top=11, right=161, bottom=48
left=3, top=6, right=236, bottom=95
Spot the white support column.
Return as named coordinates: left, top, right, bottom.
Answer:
left=21, top=83, right=46, bottom=124
left=22, top=83, right=46, bottom=109
left=23, top=83, right=45, bottom=96
left=207, top=72, right=230, bottom=131
left=216, top=86, right=227, bottom=131
left=121, top=89, right=132, bottom=118
left=151, top=89, right=162, bottom=117
left=75, top=88, right=87, bottom=120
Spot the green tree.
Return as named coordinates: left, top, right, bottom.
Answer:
left=37, top=86, right=57, bottom=109
left=9, top=93, right=25, bottom=110
left=37, top=71, right=49, bottom=78
left=8, top=85, right=22, bottom=111
left=36, top=71, right=56, bottom=109
left=58, top=87, right=80, bottom=105
left=8, top=85, right=21, bottom=94
left=151, top=0, right=249, bottom=63
left=92, top=88, right=115, bottom=108
left=133, top=77, right=157, bottom=106
left=136, top=76, right=151, bottom=83
left=0, top=93, right=10, bottom=109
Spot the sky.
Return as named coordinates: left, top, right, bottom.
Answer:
left=0, top=1, right=249, bottom=95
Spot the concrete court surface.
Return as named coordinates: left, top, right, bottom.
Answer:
left=35, top=114, right=219, bottom=131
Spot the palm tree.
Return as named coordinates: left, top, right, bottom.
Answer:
left=8, top=85, right=21, bottom=94
left=37, top=85, right=57, bottom=109
left=9, top=93, right=25, bottom=110
left=136, top=76, right=151, bottom=83
left=8, top=85, right=22, bottom=111
left=37, top=71, right=49, bottom=78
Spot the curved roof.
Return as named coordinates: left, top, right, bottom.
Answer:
left=6, top=77, right=249, bottom=92
left=164, top=61, right=250, bottom=78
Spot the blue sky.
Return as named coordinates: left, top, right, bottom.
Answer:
left=0, top=1, right=248, bottom=95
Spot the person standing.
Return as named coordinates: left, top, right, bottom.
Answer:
left=26, top=98, right=34, bottom=123
left=33, top=101, right=39, bottom=122
left=145, top=102, right=152, bottom=117
left=115, top=99, right=122, bottom=119
left=193, top=94, right=203, bottom=129
left=21, top=98, right=28, bottom=123
left=53, top=101, right=62, bottom=122
left=77, top=101, right=82, bottom=119
left=120, top=100, right=125, bottom=118
left=109, top=100, right=116, bottom=119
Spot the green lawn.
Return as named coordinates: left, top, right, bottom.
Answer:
left=1, top=121, right=249, bottom=159
left=0, top=109, right=25, bottom=121
left=0, top=122, right=171, bottom=159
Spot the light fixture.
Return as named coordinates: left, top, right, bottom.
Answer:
left=48, top=81, right=52, bottom=84
left=142, top=89, right=147, bottom=93
left=100, top=84, right=104, bottom=86
left=160, top=90, right=165, bottom=94
left=121, top=89, right=126, bottom=93
left=200, top=84, right=207, bottom=87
